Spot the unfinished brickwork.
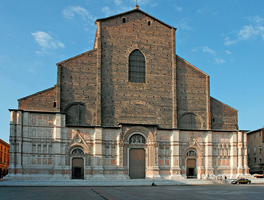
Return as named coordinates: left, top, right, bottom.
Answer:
left=8, top=7, right=249, bottom=181
left=57, top=49, right=99, bottom=126
left=176, top=56, right=210, bottom=130
left=18, top=86, right=57, bottom=112
left=210, top=97, right=238, bottom=130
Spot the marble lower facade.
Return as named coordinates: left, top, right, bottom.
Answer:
left=7, top=110, right=250, bottom=180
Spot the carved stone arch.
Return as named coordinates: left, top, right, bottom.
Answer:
left=68, top=144, right=90, bottom=155
left=66, top=130, right=91, bottom=155
left=123, top=126, right=154, bottom=143
left=183, top=144, right=203, bottom=158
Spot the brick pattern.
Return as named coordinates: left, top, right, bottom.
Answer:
left=176, top=56, right=209, bottom=129
left=210, top=97, right=238, bottom=130
left=18, top=86, right=57, bottom=112
left=100, top=11, right=174, bottom=128
left=18, top=9, right=238, bottom=131
left=58, top=50, right=98, bottom=126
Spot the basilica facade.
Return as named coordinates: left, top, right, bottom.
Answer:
left=8, top=6, right=249, bottom=180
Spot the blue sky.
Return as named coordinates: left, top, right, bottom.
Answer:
left=1, top=0, right=264, bottom=143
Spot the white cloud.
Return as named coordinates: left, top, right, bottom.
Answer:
left=247, top=15, right=264, bottom=24
left=197, top=8, right=205, bottom=14
left=226, top=50, right=232, bottom=55
left=236, top=15, right=264, bottom=40
left=176, top=6, right=182, bottom=12
left=215, top=58, right=226, bottom=64
left=238, top=25, right=259, bottom=40
left=32, top=31, right=65, bottom=49
left=202, top=46, right=214, bottom=54
left=224, top=37, right=236, bottom=46
left=102, top=6, right=115, bottom=16
left=179, top=18, right=192, bottom=30
left=114, top=0, right=122, bottom=6
left=62, top=6, right=96, bottom=22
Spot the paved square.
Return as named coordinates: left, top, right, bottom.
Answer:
left=0, top=185, right=263, bottom=200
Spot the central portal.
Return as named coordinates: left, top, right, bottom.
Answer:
left=129, top=148, right=145, bottom=179
left=187, top=158, right=197, bottom=179
left=72, top=158, right=84, bottom=179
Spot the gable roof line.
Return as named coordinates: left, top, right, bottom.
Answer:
left=176, top=55, right=209, bottom=77
left=96, top=8, right=176, bottom=30
left=56, top=49, right=97, bottom=66
left=210, top=96, right=238, bottom=112
left=18, top=85, right=56, bottom=101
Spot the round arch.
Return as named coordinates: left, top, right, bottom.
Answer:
left=178, top=112, right=203, bottom=130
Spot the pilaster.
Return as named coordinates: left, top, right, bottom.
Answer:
left=169, top=130, right=182, bottom=179
left=205, top=131, right=214, bottom=176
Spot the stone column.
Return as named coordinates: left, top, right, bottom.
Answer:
left=51, top=113, right=65, bottom=180
left=230, top=132, right=238, bottom=178
left=237, top=131, right=244, bottom=175
left=15, top=111, right=23, bottom=175
left=169, top=130, right=182, bottom=179
left=116, top=130, right=128, bottom=180
left=243, top=131, right=250, bottom=175
left=21, top=112, right=30, bottom=177
left=204, top=131, right=213, bottom=179
left=8, top=110, right=18, bottom=176
left=91, top=128, right=106, bottom=179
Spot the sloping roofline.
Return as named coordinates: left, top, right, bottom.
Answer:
left=210, top=96, right=238, bottom=112
left=96, top=7, right=176, bottom=30
left=18, top=85, right=56, bottom=101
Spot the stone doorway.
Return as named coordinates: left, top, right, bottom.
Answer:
left=129, top=148, right=145, bottom=179
left=187, top=158, right=197, bottom=179
left=72, top=158, right=84, bottom=179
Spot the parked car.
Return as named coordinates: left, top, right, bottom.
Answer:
left=231, top=178, right=251, bottom=184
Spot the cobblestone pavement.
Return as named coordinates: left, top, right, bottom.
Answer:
left=0, top=184, right=263, bottom=200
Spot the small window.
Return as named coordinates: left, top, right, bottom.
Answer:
left=254, top=157, right=256, bottom=163
left=259, top=146, right=262, bottom=154
left=53, top=102, right=56, bottom=107
left=123, top=18, right=126, bottom=23
left=260, top=158, right=262, bottom=163
left=148, top=21, right=151, bottom=26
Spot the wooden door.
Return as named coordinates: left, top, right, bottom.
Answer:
left=72, top=158, right=84, bottom=179
left=129, top=148, right=145, bottom=179
left=187, top=158, right=196, bottom=179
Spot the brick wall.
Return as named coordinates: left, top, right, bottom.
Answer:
left=57, top=49, right=98, bottom=126
left=18, top=86, right=57, bottom=112
left=99, top=11, right=175, bottom=128
left=176, top=56, right=209, bottom=129
left=210, top=97, right=238, bottom=130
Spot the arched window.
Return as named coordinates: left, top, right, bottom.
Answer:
left=129, top=50, right=145, bottom=83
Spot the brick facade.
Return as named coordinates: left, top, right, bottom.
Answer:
left=8, top=7, right=249, bottom=180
